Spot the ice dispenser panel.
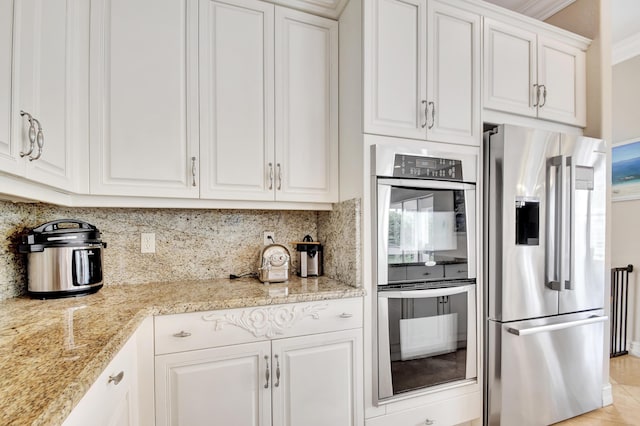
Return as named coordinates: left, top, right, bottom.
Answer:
left=515, top=198, right=539, bottom=245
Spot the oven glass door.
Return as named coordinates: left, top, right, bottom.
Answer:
left=377, top=285, right=477, bottom=400
left=377, top=179, right=476, bottom=286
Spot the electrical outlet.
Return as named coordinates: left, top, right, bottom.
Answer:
left=263, top=231, right=275, bottom=246
left=141, top=233, right=156, bottom=253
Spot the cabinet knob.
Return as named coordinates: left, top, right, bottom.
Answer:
left=425, top=419, right=434, bottom=425
left=108, top=371, right=124, bottom=386
left=173, top=330, right=192, bottom=338
left=339, top=313, right=353, bottom=318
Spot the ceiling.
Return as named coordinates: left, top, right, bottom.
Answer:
left=484, top=0, right=640, bottom=64
left=482, top=0, right=576, bottom=21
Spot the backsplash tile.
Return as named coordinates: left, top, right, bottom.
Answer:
left=318, top=198, right=362, bottom=287
left=0, top=199, right=361, bottom=300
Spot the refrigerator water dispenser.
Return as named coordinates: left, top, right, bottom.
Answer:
left=515, top=197, right=539, bottom=245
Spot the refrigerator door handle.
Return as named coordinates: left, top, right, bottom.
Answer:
left=378, top=285, right=475, bottom=300
left=565, top=156, right=576, bottom=290
left=546, top=155, right=566, bottom=291
left=507, top=315, right=608, bottom=336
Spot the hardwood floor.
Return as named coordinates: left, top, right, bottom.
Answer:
left=555, top=355, right=640, bottom=425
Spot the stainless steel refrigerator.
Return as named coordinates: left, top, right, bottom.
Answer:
left=484, top=124, right=608, bottom=425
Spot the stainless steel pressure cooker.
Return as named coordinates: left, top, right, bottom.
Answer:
left=19, top=219, right=107, bottom=298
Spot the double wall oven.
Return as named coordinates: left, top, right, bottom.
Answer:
left=373, top=144, right=478, bottom=403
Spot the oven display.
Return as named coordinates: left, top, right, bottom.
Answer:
left=393, top=155, right=463, bottom=180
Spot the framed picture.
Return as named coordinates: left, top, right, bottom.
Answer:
left=612, top=138, right=640, bottom=201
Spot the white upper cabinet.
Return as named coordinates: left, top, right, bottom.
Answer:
left=364, top=0, right=480, bottom=146
left=200, top=1, right=338, bottom=203
left=426, top=1, right=480, bottom=145
left=483, top=19, right=537, bottom=118
left=364, top=0, right=426, bottom=140
left=89, top=0, right=199, bottom=198
left=0, top=0, right=88, bottom=191
left=275, top=7, right=339, bottom=202
left=199, top=0, right=275, bottom=201
left=483, top=18, right=586, bottom=127
left=537, top=35, right=586, bottom=126
left=0, top=0, right=16, bottom=175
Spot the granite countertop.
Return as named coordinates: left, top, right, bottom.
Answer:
left=0, top=277, right=364, bottom=426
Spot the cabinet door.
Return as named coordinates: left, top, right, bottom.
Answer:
left=63, top=330, right=139, bottom=426
left=0, top=0, right=19, bottom=175
left=483, top=18, right=537, bottom=118
left=537, top=36, right=586, bottom=127
left=155, top=341, right=272, bottom=426
left=14, top=0, right=88, bottom=191
left=426, top=2, right=480, bottom=146
left=271, top=329, right=363, bottom=426
left=364, top=0, right=427, bottom=140
left=275, top=7, right=338, bottom=203
left=89, top=0, right=199, bottom=198
left=199, top=0, right=275, bottom=200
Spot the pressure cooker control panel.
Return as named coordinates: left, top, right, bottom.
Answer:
left=393, top=154, right=463, bottom=181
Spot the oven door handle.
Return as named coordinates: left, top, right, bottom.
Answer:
left=378, top=285, right=474, bottom=299
left=377, top=178, right=475, bottom=191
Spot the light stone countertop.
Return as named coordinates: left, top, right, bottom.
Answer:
left=0, top=277, right=365, bottom=426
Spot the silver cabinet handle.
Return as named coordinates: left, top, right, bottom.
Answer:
left=277, top=163, right=282, bottom=190
left=533, top=84, right=539, bottom=107
left=264, top=355, right=270, bottom=388
left=191, top=157, right=197, bottom=187
left=268, top=162, right=274, bottom=190
left=421, top=100, right=428, bottom=128
left=108, top=371, right=124, bottom=385
left=19, top=110, right=36, bottom=158
left=29, top=117, right=43, bottom=161
left=539, top=84, right=547, bottom=107
left=173, top=330, right=192, bottom=338
left=425, top=419, right=434, bottom=425
left=339, top=313, right=353, bottom=318
left=427, top=101, right=435, bottom=129
left=274, top=354, right=280, bottom=387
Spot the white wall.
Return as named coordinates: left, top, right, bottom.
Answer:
left=611, top=55, right=640, bottom=356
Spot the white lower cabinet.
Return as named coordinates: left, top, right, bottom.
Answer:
left=271, top=330, right=362, bottom=426
left=365, top=391, right=481, bottom=426
left=63, top=317, right=154, bottom=426
left=155, top=341, right=271, bottom=426
left=154, top=299, right=364, bottom=426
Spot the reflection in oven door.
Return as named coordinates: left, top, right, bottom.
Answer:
left=377, top=285, right=477, bottom=401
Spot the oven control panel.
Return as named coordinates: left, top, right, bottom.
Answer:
left=393, top=154, right=463, bottom=181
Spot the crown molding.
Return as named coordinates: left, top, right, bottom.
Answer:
left=613, top=32, right=640, bottom=65
left=518, top=0, right=576, bottom=21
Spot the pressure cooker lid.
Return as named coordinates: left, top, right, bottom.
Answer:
left=18, top=219, right=105, bottom=253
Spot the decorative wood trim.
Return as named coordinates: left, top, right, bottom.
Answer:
left=202, top=303, right=329, bottom=338
left=613, top=32, right=640, bottom=65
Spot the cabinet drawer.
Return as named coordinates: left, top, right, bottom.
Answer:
left=444, top=263, right=468, bottom=278
left=366, top=390, right=481, bottom=426
left=406, top=265, right=444, bottom=281
left=154, top=298, right=363, bottom=355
